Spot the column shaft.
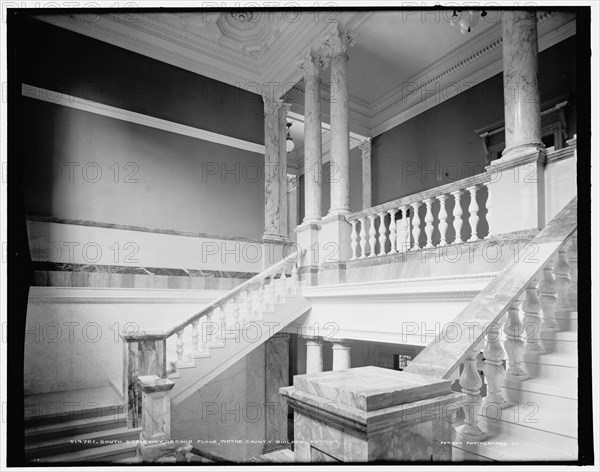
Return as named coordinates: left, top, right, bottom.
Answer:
left=501, top=11, right=543, bottom=159
left=359, top=138, right=372, bottom=209
left=263, top=98, right=290, bottom=241
left=332, top=341, right=351, bottom=370
left=324, top=27, right=354, bottom=216
left=305, top=339, right=324, bottom=374
left=299, top=54, right=324, bottom=223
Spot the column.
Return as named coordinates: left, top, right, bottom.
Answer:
left=305, top=337, right=324, bottom=374
left=264, top=334, right=290, bottom=454
left=501, top=11, right=543, bottom=160
left=299, top=53, right=324, bottom=224
left=263, top=97, right=290, bottom=242
left=324, top=25, right=355, bottom=216
left=359, top=138, right=372, bottom=209
left=287, top=173, right=299, bottom=242
left=331, top=339, right=351, bottom=370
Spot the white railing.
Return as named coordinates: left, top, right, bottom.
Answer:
left=347, top=173, right=491, bottom=259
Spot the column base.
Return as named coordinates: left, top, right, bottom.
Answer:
left=500, top=142, right=545, bottom=162
left=326, top=207, right=351, bottom=217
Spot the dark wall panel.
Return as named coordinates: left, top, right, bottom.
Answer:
left=23, top=99, right=265, bottom=238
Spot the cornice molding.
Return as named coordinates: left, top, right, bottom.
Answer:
left=369, top=11, right=576, bottom=137
left=36, top=10, right=576, bottom=140
left=22, top=84, right=265, bottom=155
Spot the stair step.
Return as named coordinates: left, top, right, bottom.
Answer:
left=500, top=384, right=577, bottom=413
left=29, top=441, right=138, bottom=463
left=504, top=376, right=577, bottom=399
left=554, top=330, right=577, bottom=342
left=25, top=415, right=127, bottom=442
left=26, top=426, right=141, bottom=458
left=25, top=386, right=124, bottom=426
left=480, top=404, right=577, bottom=439
left=453, top=426, right=577, bottom=461
left=522, top=359, right=577, bottom=381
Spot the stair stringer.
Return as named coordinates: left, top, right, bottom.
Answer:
left=170, top=296, right=311, bottom=405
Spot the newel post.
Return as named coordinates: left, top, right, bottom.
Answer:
left=137, top=375, right=178, bottom=462
left=122, top=335, right=168, bottom=428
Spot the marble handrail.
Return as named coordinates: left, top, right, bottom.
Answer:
left=404, top=196, right=577, bottom=380
left=122, top=249, right=305, bottom=341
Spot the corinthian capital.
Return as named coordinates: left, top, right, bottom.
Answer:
left=298, top=53, right=325, bottom=79
left=323, top=26, right=355, bottom=58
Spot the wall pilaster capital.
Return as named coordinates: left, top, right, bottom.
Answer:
left=263, top=95, right=283, bottom=116
left=359, top=138, right=372, bottom=157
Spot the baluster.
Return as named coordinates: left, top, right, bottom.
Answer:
left=459, top=350, right=485, bottom=439
left=251, top=286, right=264, bottom=321
left=410, top=202, right=421, bottom=251
left=263, top=276, right=275, bottom=312
left=553, top=246, right=571, bottom=316
left=503, top=300, right=528, bottom=381
left=350, top=220, right=359, bottom=260
left=359, top=217, right=368, bottom=259
left=483, top=181, right=493, bottom=238
left=275, top=271, right=286, bottom=304
left=451, top=190, right=464, bottom=244
left=191, top=319, right=207, bottom=358
left=540, top=263, right=558, bottom=330
left=216, top=307, right=226, bottom=344
left=483, top=319, right=512, bottom=410
left=388, top=209, right=398, bottom=254
left=175, top=329, right=185, bottom=367
left=424, top=198, right=434, bottom=249
left=467, top=185, right=480, bottom=242
left=377, top=212, right=387, bottom=256
left=238, top=291, right=250, bottom=326
left=437, top=194, right=448, bottom=246
left=289, top=264, right=299, bottom=296
left=396, top=206, right=409, bottom=253
left=522, top=276, right=543, bottom=352
left=367, top=215, right=377, bottom=257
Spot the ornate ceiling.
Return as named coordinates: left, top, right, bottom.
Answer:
left=36, top=10, right=576, bottom=140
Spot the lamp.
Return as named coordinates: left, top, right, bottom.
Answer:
left=449, top=10, right=487, bottom=34
left=286, top=122, right=295, bottom=153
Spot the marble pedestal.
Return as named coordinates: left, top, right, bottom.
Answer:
left=485, top=149, right=546, bottom=236
left=296, top=222, right=320, bottom=286
left=280, top=366, right=464, bottom=462
left=318, top=214, right=352, bottom=284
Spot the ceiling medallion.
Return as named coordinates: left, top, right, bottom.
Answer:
left=230, top=12, right=256, bottom=23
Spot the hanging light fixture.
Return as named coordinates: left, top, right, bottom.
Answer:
left=286, top=122, right=295, bottom=152
left=449, top=10, right=487, bottom=34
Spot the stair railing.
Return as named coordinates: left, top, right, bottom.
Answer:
left=404, top=197, right=577, bottom=439
left=346, top=142, right=577, bottom=259
left=121, top=249, right=305, bottom=431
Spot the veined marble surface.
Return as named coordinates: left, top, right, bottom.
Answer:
left=293, top=366, right=451, bottom=412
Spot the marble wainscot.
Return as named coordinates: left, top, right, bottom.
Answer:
left=280, top=366, right=464, bottom=462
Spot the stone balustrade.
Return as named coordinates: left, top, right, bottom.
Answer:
left=404, top=197, right=577, bottom=440
left=121, top=250, right=304, bottom=459
left=347, top=173, right=491, bottom=260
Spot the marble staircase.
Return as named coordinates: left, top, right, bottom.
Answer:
left=24, top=386, right=139, bottom=463
left=453, top=275, right=578, bottom=460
